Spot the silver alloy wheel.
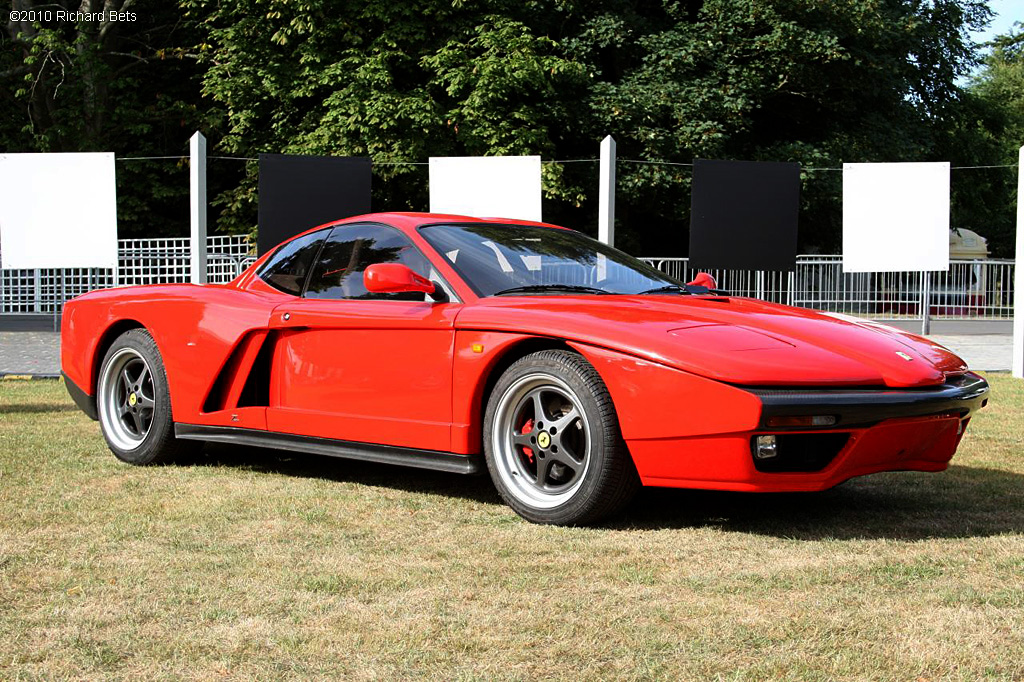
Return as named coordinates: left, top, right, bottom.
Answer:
left=98, top=347, right=156, bottom=451
left=491, top=373, right=592, bottom=509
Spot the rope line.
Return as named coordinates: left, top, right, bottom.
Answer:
left=619, top=159, right=693, bottom=167
left=115, top=155, right=186, bottom=161
left=112, top=155, right=1020, bottom=170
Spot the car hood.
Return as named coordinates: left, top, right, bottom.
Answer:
left=456, top=295, right=967, bottom=387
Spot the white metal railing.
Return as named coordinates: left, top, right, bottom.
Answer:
left=0, top=241, right=1014, bottom=321
left=1, top=235, right=253, bottom=314
left=640, top=256, right=1015, bottom=320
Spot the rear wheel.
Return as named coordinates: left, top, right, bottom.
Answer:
left=483, top=350, right=639, bottom=525
left=97, top=329, right=187, bottom=464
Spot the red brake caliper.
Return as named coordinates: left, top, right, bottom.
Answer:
left=521, top=418, right=535, bottom=463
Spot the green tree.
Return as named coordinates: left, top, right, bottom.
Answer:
left=4, top=1, right=997, bottom=253
left=179, top=0, right=593, bottom=236
left=947, top=22, right=1024, bottom=257
left=185, top=0, right=992, bottom=254
left=581, top=0, right=991, bottom=253
left=973, top=24, right=1024, bottom=140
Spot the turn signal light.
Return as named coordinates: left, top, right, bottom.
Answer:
left=765, top=415, right=837, bottom=428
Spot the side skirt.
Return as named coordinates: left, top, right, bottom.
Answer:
left=173, top=424, right=482, bottom=475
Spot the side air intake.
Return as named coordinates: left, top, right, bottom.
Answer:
left=201, top=331, right=276, bottom=413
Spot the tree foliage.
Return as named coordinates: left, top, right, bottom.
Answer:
left=3, top=0, right=1014, bottom=255
left=973, top=23, right=1024, bottom=140
left=184, top=0, right=993, bottom=253
left=946, top=22, right=1024, bottom=257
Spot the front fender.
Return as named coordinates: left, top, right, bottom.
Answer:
left=567, top=342, right=763, bottom=440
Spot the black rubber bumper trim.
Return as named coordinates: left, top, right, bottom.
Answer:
left=174, top=423, right=483, bottom=475
left=62, top=371, right=98, bottom=421
left=748, top=372, right=990, bottom=429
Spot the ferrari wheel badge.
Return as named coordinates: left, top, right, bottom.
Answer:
left=128, top=393, right=137, bottom=406
left=537, top=431, right=551, bottom=449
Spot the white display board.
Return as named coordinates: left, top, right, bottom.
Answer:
left=842, top=162, right=950, bottom=272
left=429, top=156, right=542, bottom=222
left=0, top=152, right=118, bottom=269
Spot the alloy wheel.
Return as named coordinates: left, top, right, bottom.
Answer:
left=491, top=373, right=592, bottom=509
left=98, top=347, right=156, bottom=451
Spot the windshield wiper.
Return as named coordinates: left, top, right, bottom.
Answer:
left=492, top=284, right=611, bottom=296
left=637, top=285, right=693, bottom=296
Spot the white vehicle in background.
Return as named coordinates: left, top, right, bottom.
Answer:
left=934, top=228, right=992, bottom=317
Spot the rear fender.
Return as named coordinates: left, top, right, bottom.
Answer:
left=60, top=301, right=146, bottom=397
left=60, top=285, right=283, bottom=424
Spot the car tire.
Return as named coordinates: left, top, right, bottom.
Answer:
left=96, top=329, right=188, bottom=465
left=483, top=349, right=639, bottom=525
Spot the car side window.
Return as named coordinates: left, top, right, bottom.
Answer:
left=257, top=230, right=328, bottom=296
left=304, top=224, right=434, bottom=301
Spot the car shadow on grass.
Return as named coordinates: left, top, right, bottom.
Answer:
left=178, top=443, right=500, bottom=506
left=612, top=465, right=1024, bottom=540
left=177, top=443, right=1022, bottom=540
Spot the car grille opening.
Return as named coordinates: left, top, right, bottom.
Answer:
left=751, top=432, right=850, bottom=473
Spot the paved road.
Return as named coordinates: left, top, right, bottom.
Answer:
left=0, top=332, right=61, bottom=377
left=929, top=335, right=1013, bottom=373
left=0, top=329, right=1015, bottom=377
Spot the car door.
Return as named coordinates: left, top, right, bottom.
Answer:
left=266, top=222, right=459, bottom=452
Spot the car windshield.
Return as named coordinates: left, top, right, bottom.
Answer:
left=418, top=223, right=683, bottom=297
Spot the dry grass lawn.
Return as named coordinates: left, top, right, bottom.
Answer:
left=1, top=374, right=1022, bottom=680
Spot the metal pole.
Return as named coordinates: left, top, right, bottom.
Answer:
left=921, top=271, right=931, bottom=336
left=598, top=135, right=616, bottom=247
left=190, top=132, right=208, bottom=285
left=1013, top=145, right=1024, bottom=378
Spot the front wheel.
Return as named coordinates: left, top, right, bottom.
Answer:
left=96, top=329, right=187, bottom=465
left=483, top=350, right=639, bottom=525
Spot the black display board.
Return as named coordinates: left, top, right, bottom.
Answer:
left=257, top=154, right=372, bottom=255
left=689, top=159, right=800, bottom=271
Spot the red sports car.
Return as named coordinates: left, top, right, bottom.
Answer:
left=61, top=213, right=989, bottom=525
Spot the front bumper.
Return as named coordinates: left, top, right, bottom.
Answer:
left=749, top=372, right=989, bottom=429
left=627, top=372, right=990, bottom=492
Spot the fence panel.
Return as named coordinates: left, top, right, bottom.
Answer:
left=640, top=256, right=1015, bottom=320
left=1, top=235, right=252, bottom=314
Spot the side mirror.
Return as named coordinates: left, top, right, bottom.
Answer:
left=687, top=272, right=718, bottom=289
left=364, top=263, right=437, bottom=296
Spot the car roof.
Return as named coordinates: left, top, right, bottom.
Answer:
left=294, top=212, right=570, bottom=241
